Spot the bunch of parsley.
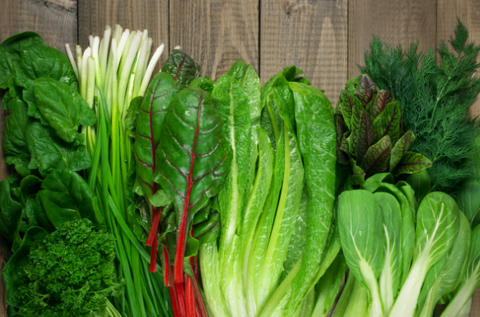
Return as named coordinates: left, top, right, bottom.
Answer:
left=14, top=219, right=123, bottom=317
left=360, top=19, right=480, bottom=194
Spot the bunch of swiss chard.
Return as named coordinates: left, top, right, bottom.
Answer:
left=199, top=62, right=344, bottom=317
left=0, top=32, right=122, bottom=316
left=129, top=49, right=230, bottom=317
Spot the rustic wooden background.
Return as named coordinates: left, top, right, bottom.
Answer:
left=1, top=0, right=480, bottom=316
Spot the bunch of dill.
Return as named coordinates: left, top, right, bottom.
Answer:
left=359, top=19, right=480, bottom=194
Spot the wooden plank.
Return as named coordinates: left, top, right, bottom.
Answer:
left=436, top=0, right=480, bottom=117
left=261, top=0, right=347, bottom=105
left=0, top=1, right=77, bottom=315
left=170, top=0, right=259, bottom=80
left=78, top=0, right=169, bottom=69
left=349, top=0, right=436, bottom=78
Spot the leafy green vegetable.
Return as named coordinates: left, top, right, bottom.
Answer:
left=360, top=20, right=480, bottom=194
left=336, top=74, right=431, bottom=185
left=37, top=168, right=104, bottom=229
left=161, top=49, right=201, bottom=87
left=338, top=190, right=385, bottom=317
left=154, top=86, right=231, bottom=284
left=4, top=219, right=123, bottom=317
left=0, top=177, right=23, bottom=244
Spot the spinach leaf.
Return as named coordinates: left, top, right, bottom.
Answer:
left=0, top=177, right=23, bottom=244
left=0, top=32, right=44, bottom=89
left=189, top=77, right=215, bottom=95
left=3, top=226, right=49, bottom=308
left=37, top=168, right=104, bottom=229
left=26, top=121, right=91, bottom=177
left=2, top=97, right=34, bottom=177
left=33, top=78, right=96, bottom=145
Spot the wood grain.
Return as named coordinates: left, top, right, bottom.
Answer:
left=170, top=0, right=259, bottom=80
left=260, top=0, right=347, bottom=105
left=78, top=0, right=169, bottom=69
left=0, top=0, right=77, bottom=51
left=436, top=0, right=480, bottom=117
left=348, top=0, right=436, bottom=78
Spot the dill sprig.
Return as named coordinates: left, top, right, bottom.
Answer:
left=359, top=19, right=480, bottom=194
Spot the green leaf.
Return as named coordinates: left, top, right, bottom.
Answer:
left=125, top=96, right=143, bottom=135
left=134, top=72, right=179, bottom=199
left=26, top=121, right=91, bottom=177
left=227, top=61, right=248, bottom=81
left=33, top=78, right=96, bottom=144
left=0, top=178, right=23, bottom=243
left=0, top=32, right=44, bottom=89
left=189, top=77, right=215, bottom=95
left=338, top=190, right=384, bottom=317
left=371, top=90, right=394, bottom=119
left=350, top=100, right=377, bottom=162
left=393, top=151, right=432, bottom=176
left=361, top=172, right=394, bottom=192
left=360, top=135, right=391, bottom=175
left=456, top=179, right=480, bottom=228
left=154, top=87, right=231, bottom=279
left=335, top=113, right=350, bottom=165
left=2, top=97, right=34, bottom=176
left=351, top=159, right=366, bottom=185
left=148, top=190, right=172, bottom=208
left=37, top=168, right=104, bottom=229
left=375, top=192, right=402, bottom=315
left=406, top=170, right=432, bottom=207
left=287, top=82, right=337, bottom=314
left=390, top=130, right=415, bottom=171
left=3, top=226, right=48, bottom=308
left=373, top=101, right=402, bottom=144
left=161, top=49, right=201, bottom=87
left=193, top=210, right=220, bottom=245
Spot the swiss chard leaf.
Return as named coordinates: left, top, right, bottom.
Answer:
left=26, top=121, right=91, bottom=177
left=125, top=96, right=143, bottom=136
left=154, top=87, right=231, bottom=283
left=0, top=177, right=23, bottom=244
left=161, top=49, right=201, bottom=87
left=37, top=168, right=104, bottom=229
left=193, top=210, right=220, bottom=245
left=2, top=97, right=34, bottom=176
left=33, top=78, right=96, bottom=145
left=134, top=72, right=179, bottom=200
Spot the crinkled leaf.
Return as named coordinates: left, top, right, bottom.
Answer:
left=373, top=101, right=402, bottom=144
left=390, top=130, right=415, bottom=171
left=227, top=61, right=248, bottom=82
left=274, top=76, right=296, bottom=134
left=2, top=97, right=34, bottom=176
left=287, top=82, right=337, bottom=313
left=350, top=100, right=377, bottom=162
left=37, top=168, right=104, bottom=229
left=154, top=87, right=231, bottom=279
left=393, top=151, right=432, bottom=176
left=19, top=175, right=41, bottom=205
left=193, top=211, right=220, bottom=245
left=360, top=135, right=391, bottom=175
left=0, top=32, right=44, bottom=89
left=23, top=85, right=48, bottom=125
left=26, top=121, right=91, bottom=177
left=134, top=72, right=179, bottom=199
left=161, top=49, right=201, bottom=87
left=371, top=90, right=393, bottom=119
left=33, top=78, right=96, bottom=144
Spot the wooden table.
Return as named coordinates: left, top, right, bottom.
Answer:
left=1, top=0, right=480, bottom=316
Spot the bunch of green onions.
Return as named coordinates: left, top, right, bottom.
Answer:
left=65, top=25, right=172, bottom=317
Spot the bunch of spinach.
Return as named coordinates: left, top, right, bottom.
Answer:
left=199, top=63, right=342, bottom=317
